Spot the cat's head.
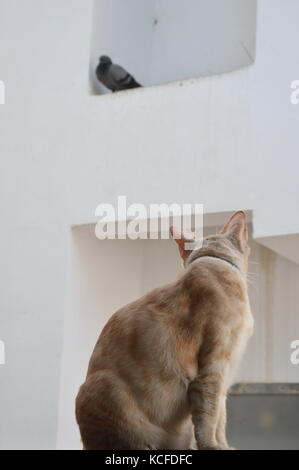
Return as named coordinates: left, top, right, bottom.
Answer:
left=170, top=211, right=249, bottom=274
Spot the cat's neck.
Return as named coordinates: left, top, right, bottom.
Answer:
left=193, top=253, right=240, bottom=271
left=187, top=249, right=243, bottom=273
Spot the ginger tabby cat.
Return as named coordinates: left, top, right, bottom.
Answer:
left=76, top=211, right=253, bottom=450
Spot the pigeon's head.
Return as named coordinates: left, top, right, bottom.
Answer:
left=99, top=55, right=112, bottom=65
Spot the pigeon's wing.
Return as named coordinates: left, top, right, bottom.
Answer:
left=110, top=64, right=128, bottom=82
left=110, top=64, right=140, bottom=89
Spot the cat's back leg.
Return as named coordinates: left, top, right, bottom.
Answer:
left=75, top=370, right=166, bottom=450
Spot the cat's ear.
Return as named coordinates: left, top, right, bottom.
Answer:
left=170, top=226, right=195, bottom=260
left=220, top=211, right=248, bottom=247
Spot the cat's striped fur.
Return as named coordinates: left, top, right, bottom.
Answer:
left=76, top=211, right=253, bottom=450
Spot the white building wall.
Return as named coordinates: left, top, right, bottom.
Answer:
left=151, top=0, right=256, bottom=84
left=0, top=0, right=298, bottom=449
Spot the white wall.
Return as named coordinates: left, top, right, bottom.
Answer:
left=240, top=239, right=299, bottom=383
left=151, top=0, right=256, bottom=84
left=0, top=0, right=299, bottom=449
left=0, top=0, right=93, bottom=450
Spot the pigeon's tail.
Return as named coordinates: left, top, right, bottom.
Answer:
left=126, top=80, right=142, bottom=89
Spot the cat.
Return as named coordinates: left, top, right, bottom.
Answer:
left=75, top=211, right=253, bottom=450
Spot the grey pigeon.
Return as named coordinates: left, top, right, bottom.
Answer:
left=96, top=55, right=141, bottom=92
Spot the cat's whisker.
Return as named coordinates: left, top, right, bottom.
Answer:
left=247, top=273, right=259, bottom=280
left=246, top=272, right=257, bottom=279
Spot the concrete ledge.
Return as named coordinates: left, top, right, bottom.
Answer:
left=230, top=383, right=299, bottom=395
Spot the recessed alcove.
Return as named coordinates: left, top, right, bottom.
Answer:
left=90, top=0, right=257, bottom=94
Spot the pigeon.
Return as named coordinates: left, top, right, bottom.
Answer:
left=96, top=55, right=141, bottom=92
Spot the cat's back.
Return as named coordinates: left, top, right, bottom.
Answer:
left=86, top=281, right=183, bottom=378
